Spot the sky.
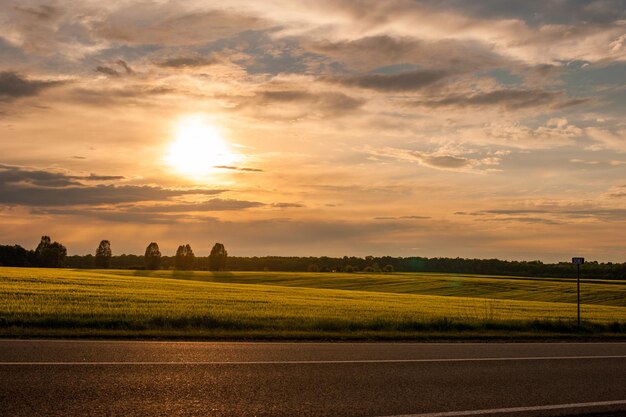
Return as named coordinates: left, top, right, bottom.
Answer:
left=1, top=0, right=625, bottom=261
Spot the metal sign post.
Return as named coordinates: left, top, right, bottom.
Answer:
left=572, top=257, right=585, bottom=328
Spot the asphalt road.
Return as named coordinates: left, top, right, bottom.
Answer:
left=1, top=340, right=625, bottom=417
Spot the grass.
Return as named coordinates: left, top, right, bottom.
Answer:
left=1, top=267, right=625, bottom=340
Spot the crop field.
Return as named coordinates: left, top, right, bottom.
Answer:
left=1, top=267, right=625, bottom=339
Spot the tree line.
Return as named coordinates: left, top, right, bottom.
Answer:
left=1, top=237, right=625, bottom=279
left=0, top=237, right=228, bottom=271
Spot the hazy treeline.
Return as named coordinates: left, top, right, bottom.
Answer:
left=63, top=254, right=626, bottom=280
left=2, top=239, right=625, bottom=279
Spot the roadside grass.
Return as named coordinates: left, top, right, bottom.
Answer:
left=1, top=267, right=625, bottom=339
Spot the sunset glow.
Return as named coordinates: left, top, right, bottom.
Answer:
left=165, top=116, right=240, bottom=177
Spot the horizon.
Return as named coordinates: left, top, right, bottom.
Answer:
left=1, top=1, right=626, bottom=263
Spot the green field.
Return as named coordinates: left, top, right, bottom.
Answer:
left=1, top=267, right=626, bottom=339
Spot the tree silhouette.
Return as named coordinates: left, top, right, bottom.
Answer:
left=0, top=244, right=34, bottom=267
left=175, top=244, right=195, bottom=270
left=35, top=236, right=67, bottom=268
left=95, top=240, right=112, bottom=268
left=209, top=243, right=228, bottom=271
left=144, top=242, right=161, bottom=270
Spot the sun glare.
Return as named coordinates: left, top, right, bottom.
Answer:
left=165, top=115, right=240, bottom=176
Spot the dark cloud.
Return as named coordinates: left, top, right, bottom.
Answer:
left=116, top=60, right=134, bottom=74
left=547, top=208, right=626, bottom=221
left=0, top=164, right=124, bottom=187
left=0, top=165, right=224, bottom=206
left=69, top=85, right=174, bottom=106
left=306, top=35, right=502, bottom=71
left=254, top=90, right=365, bottom=112
left=214, top=165, right=263, bottom=172
left=413, top=89, right=586, bottom=109
left=14, top=5, right=58, bottom=20
left=308, top=35, right=420, bottom=64
left=0, top=71, right=62, bottom=100
left=95, top=66, right=120, bottom=77
left=420, top=0, right=626, bottom=25
left=95, top=61, right=134, bottom=77
left=231, top=89, right=365, bottom=117
left=477, top=216, right=562, bottom=225
left=272, top=203, right=305, bottom=208
left=30, top=198, right=298, bottom=223
left=483, top=209, right=548, bottom=215
left=455, top=210, right=561, bottom=224
left=158, top=56, right=217, bottom=68
left=124, top=199, right=263, bottom=213
left=0, top=165, right=76, bottom=187
left=326, top=70, right=448, bottom=92
left=361, top=147, right=482, bottom=171
left=0, top=184, right=225, bottom=207
left=555, top=98, right=591, bottom=109
left=374, top=215, right=430, bottom=220
left=83, top=174, right=126, bottom=181
left=30, top=208, right=188, bottom=225
left=457, top=207, right=626, bottom=222
left=423, top=155, right=470, bottom=168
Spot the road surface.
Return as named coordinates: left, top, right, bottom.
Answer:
left=1, top=340, right=625, bottom=416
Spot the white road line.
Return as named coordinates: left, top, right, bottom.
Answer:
left=380, top=399, right=626, bottom=417
left=1, top=355, right=625, bottom=365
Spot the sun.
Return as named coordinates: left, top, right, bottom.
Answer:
left=165, top=115, right=240, bottom=176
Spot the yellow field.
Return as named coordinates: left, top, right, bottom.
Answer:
left=1, top=267, right=625, bottom=339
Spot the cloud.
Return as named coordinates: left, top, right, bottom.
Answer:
left=374, top=215, right=430, bottom=220
left=158, top=56, right=218, bottom=68
left=477, top=216, right=562, bottom=225
left=229, top=88, right=365, bottom=119
left=0, top=71, right=62, bottom=100
left=361, top=146, right=500, bottom=172
left=305, top=35, right=501, bottom=71
left=95, top=66, right=120, bottom=77
left=2, top=2, right=103, bottom=57
left=30, top=198, right=305, bottom=224
left=413, top=89, right=586, bottom=110
left=0, top=164, right=124, bottom=187
left=123, top=199, right=264, bottom=213
left=271, top=202, right=304, bottom=208
left=570, top=159, right=626, bottom=167
left=259, top=90, right=362, bottom=108
left=116, top=60, right=134, bottom=74
left=214, top=165, right=264, bottom=172
left=67, top=85, right=174, bottom=106
left=293, top=0, right=626, bottom=64
left=0, top=165, right=224, bottom=206
left=457, top=119, right=583, bottom=149
left=29, top=208, right=189, bottom=225
left=13, top=5, right=59, bottom=21
left=457, top=206, right=626, bottom=222
left=95, top=60, right=134, bottom=77
left=92, top=7, right=267, bottom=46
left=326, top=69, right=448, bottom=92
left=587, top=127, right=626, bottom=152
